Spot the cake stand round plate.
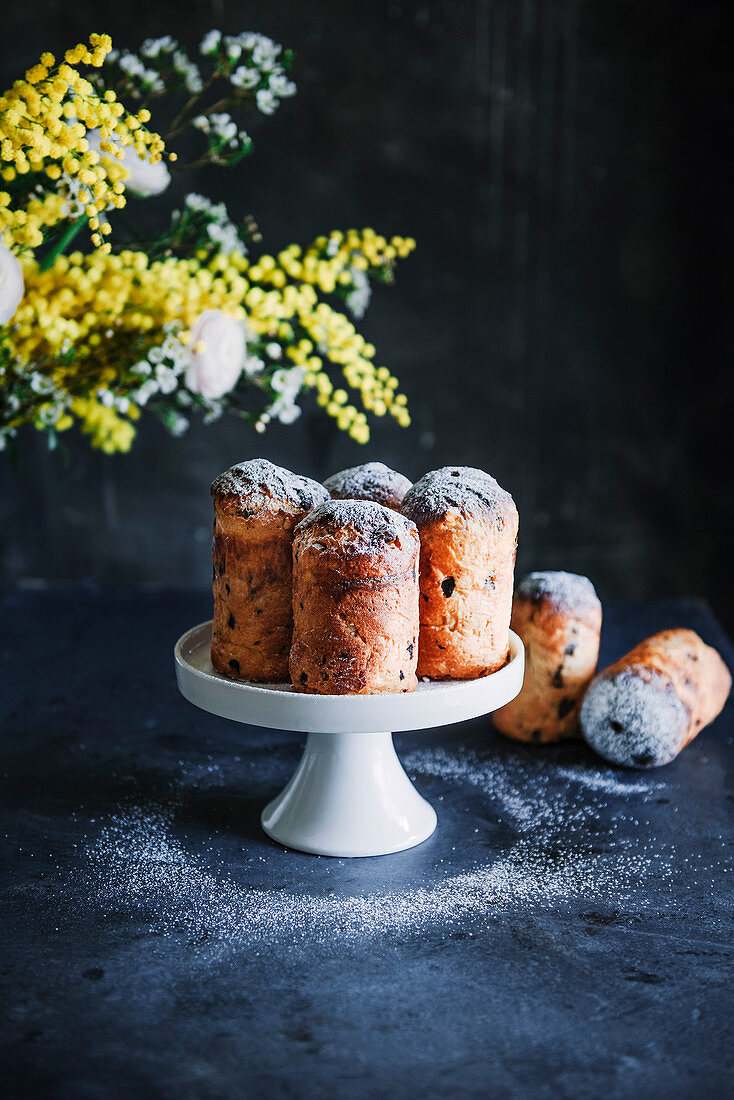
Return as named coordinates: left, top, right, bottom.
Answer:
left=175, top=621, right=524, bottom=858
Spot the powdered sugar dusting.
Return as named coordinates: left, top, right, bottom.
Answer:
left=402, top=466, right=516, bottom=526
left=295, top=498, right=417, bottom=555
left=81, top=743, right=679, bottom=951
left=516, top=571, right=601, bottom=613
left=554, top=762, right=662, bottom=796
left=581, top=667, right=688, bottom=768
left=324, top=462, right=412, bottom=509
left=211, top=458, right=329, bottom=512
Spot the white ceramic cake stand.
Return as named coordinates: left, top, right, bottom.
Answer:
left=174, top=621, right=524, bottom=858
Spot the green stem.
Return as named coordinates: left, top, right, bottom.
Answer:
left=40, top=217, right=86, bottom=271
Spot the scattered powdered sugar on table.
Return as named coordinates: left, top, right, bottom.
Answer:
left=81, top=745, right=676, bottom=951
left=553, top=762, right=662, bottom=797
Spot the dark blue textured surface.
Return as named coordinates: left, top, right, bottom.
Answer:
left=1, top=587, right=733, bottom=1098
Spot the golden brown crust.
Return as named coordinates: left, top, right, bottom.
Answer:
left=402, top=467, right=519, bottom=679
left=492, top=572, right=602, bottom=743
left=210, top=460, right=329, bottom=682
left=289, top=500, right=420, bottom=694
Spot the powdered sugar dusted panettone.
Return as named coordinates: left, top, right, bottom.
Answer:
left=581, top=667, right=689, bottom=767
left=493, top=570, right=602, bottom=744
left=402, top=465, right=518, bottom=679
left=291, top=499, right=420, bottom=695
left=516, top=571, right=601, bottom=615
left=402, top=466, right=515, bottom=528
left=324, top=461, right=412, bottom=511
left=210, top=459, right=329, bottom=682
left=211, top=458, right=329, bottom=517
left=581, top=629, right=731, bottom=768
left=295, top=498, right=416, bottom=560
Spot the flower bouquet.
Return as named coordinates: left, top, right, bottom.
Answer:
left=0, top=32, right=414, bottom=455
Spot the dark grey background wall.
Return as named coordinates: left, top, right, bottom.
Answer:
left=1, top=1, right=731, bottom=625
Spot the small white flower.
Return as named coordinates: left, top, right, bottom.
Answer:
left=173, top=51, right=203, bottom=93
left=199, top=30, right=222, bottom=56
left=155, top=366, right=178, bottom=395
left=265, top=366, right=305, bottom=425
left=209, top=113, right=237, bottom=141
left=243, top=355, right=264, bottom=377
left=58, top=172, right=85, bottom=219
left=30, top=372, right=56, bottom=395
left=135, top=379, right=158, bottom=406
left=269, top=73, right=296, bottom=97
left=140, top=36, right=176, bottom=59
left=184, top=192, right=209, bottom=212
left=118, top=52, right=162, bottom=89
left=184, top=311, right=247, bottom=399
left=256, top=89, right=278, bottom=115
left=266, top=342, right=282, bottom=359
left=202, top=401, right=224, bottom=424
left=226, top=42, right=242, bottom=61
left=168, top=413, right=189, bottom=437
left=207, top=221, right=243, bottom=255
left=0, top=243, right=24, bottom=325
left=252, top=38, right=281, bottom=71
left=86, top=130, right=171, bottom=198
left=345, top=266, right=371, bottom=319
left=97, top=388, right=115, bottom=407
left=230, top=66, right=261, bottom=90
left=276, top=402, right=301, bottom=425
left=271, top=368, right=296, bottom=394
left=193, top=115, right=211, bottom=134
left=182, top=193, right=245, bottom=255
left=120, top=53, right=145, bottom=77
left=38, top=405, right=58, bottom=426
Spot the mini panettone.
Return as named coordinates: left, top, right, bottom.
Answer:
left=493, top=571, right=602, bottom=743
left=402, top=466, right=518, bottom=679
left=581, top=629, right=731, bottom=767
left=323, top=461, right=412, bottom=512
left=210, top=459, right=329, bottom=682
left=289, top=499, right=420, bottom=695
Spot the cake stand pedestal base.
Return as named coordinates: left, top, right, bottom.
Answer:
left=261, top=730, right=437, bottom=857
left=174, top=620, right=524, bottom=859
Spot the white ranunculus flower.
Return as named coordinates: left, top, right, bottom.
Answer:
left=86, top=130, right=171, bottom=197
left=184, top=311, right=247, bottom=399
left=0, top=243, right=24, bottom=324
